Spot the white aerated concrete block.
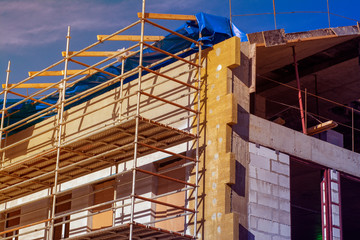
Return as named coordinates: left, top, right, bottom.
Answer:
left=279, top=175, right=290, bottom=188
left=272, top=210, right=291, bottom=225
left=252, top=231, right=272, bottom=240
left=249, top=165, right=257, bottom=178
left=279, top=199, right=291, bottom=213
left=330, top=169, right=339, bottom=180
left=257, top=168, right=279, bottom=185
left=272, top=185, right=279, bottom=197
left=249, top=203, right=273, bottom=220
left=333, top=228, right=341, bottom=238
left=257, top=192, right=279, bottom=209
left=257, top=218, right=279, bottom=234
left=280, top=224, right=291, bottom=237
left=272, top=236, right=291, bottom=240
left=332, top=213, right=340, bottom=226
left=277, top=187, right=290, bottom=200
left=250, top=215, right=258, bottom=229
left=331, top=191, right=339, bottom=204
left=332, top=205, right=339, bottom=214
left=258, top=145, right=278, bottom=160
left=250, top=153, right=271, bottom=170
left=331, top=182, right=338, bottom=192
left=249, top=142, right=258, bottom=154
left=278, top=153, right=289, bottom=164
left=271, top=160, right=290, bottom=175
left=249, top=190, right=257, bottom=203
left=249, top=178, right=272, bottom=195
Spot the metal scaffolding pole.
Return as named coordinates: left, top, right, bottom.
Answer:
left=112, top=165, right=118, bottom=227
left=0, top=61, right=11, bottom=169
left=118, top=58, right=125, bottom=121
left=193, top=32, right=202, bottom=238
left=49, top=26, right=71, bottom=240
left=129, top=0, right=146, bottom=239
left=292, top=46, right=307, bottom=134
left=0, top=6, right=203, bottom=239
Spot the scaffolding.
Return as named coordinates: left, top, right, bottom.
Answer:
left=0, top=1, right=202, bottom=239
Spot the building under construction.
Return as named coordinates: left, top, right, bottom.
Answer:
left=1, top=3, right=360, bottom=240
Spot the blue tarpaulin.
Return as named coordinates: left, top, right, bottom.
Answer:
left=0, top=13, right=246, bottom=134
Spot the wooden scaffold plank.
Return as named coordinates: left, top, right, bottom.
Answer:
left=97, top=35, right=164, bottom=42
left=137, top=12, right=196, bottom=21
left=2, top=83, right=58, bottom=89
left=62, top=51, right=121, bottom=57
left=28, top=69, right=98, bottom=77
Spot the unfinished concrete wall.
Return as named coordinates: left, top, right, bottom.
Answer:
left=247, top=112, right=360, bottom=240
left=249, top=114, right=360, bottom=178
left=230, top=39, right=256, bottom=239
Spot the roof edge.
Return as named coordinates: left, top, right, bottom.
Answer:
left=247, top=25, right=360, bottom=47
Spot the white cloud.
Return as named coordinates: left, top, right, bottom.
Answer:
left=0, top=0, right=210, bottom=52
left=0, top=0, right=137, bottom=50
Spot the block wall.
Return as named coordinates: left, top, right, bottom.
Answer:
left=248, top=143, right=291, bottom=240
left=329, top=169, right=341, bottom=240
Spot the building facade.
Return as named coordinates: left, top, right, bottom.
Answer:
left=1, top=12, right=360, bottom=240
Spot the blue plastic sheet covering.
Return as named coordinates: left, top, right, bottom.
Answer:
left=0, top=13, right=246, bottom=135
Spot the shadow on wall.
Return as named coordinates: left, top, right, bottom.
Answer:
left=239, top=224, right=255, bottom=240
left=232, top=161, right=246, bottom=197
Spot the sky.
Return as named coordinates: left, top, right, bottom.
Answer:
left=1, top=0, right=359, bottom=90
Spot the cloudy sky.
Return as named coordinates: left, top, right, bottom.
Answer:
left=1, top=0, right=359, bottom=86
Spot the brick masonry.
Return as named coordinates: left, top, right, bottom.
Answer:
left=248, top=142, right=291, bottom=240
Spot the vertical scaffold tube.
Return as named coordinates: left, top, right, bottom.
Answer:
left=49, top=26, right=71, bottom=240
left=229, top=0, right=232, bottom=25
left=272, top=0, right=277, bottom=30
left=118, top=58, right=125, bottom=121
left=193, top=34, right=202, bottom=239
left=129, top=0, right=146, bottom=239
left=112, top=165, right=118, bottom=227
left=292, top=46, right=306, bottom=134
left=0, top=61, right=11, bottom=168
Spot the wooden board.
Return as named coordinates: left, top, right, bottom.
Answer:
left=97, top=35, right=164, bottom=42
left=2, top=83, right=58, bottom=89
left=28, top=69, right=97, bottom=77
left=306, top=120, right=338, bottom=136
left=137, top=12, right=196, bottom=21
left=62, top=51, right=120, bottom=57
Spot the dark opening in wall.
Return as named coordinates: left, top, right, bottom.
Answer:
left=341, top=174, right=360, bottom=239
left=290, top=158, right=323, bottom=240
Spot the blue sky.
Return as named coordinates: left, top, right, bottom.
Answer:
left=1, top=0, right=359, bottom=88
